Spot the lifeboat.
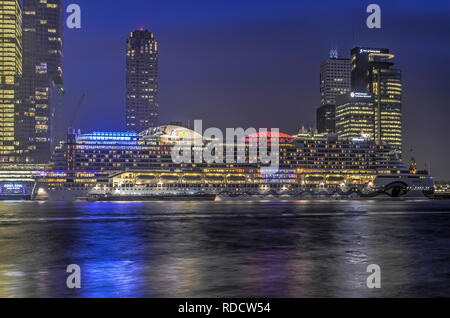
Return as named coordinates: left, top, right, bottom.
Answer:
left=205, top=175, right=225, bottom=183
left=160, top=174, right=180, bottom=183
left=182, top=175, right=203, bottom=183
left=136, top=175, right=157, bottom=183
left=227, top=175, right=247, bottom=183
left=304, top=176, right=324, bottom=184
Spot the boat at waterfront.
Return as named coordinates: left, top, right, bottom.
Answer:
left=30, top=126, right=434, bottom=201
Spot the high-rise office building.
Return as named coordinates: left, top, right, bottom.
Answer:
left=317, top=50, right=351, bottom=135
left=336, top=92, right=375, bottom=139
left=320, top=50, right=351, bottom=106
left=316, top=104, right=336, bottom=134
left=351, top=47, right=403, bottom=155
left=20, top=0, right=64, bottom=163
left=126, top=29, right=159, bottom=133
left=0, top=0, right=22, bottom=163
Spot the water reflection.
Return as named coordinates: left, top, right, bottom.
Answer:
left=0, top=200, right=449, bottom=297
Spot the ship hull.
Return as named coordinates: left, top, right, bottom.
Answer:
left=85, top=194, right=216, bottom=202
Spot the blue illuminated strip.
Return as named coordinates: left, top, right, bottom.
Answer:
left=78, top=132, right=137, bottom=140
left=77, top=132, right=138, bottom=143
left=77, top=145, right=142, bottom=151
left=91, top=132, right=137, bottom=137
left=80, top=141, right=138, bottom=146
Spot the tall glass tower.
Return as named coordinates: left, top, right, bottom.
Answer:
left=317, top=49, right=351, bottom=134
left=336, top=92, right=375, bottom=139
left=350, top=47, right=403, bottom=156
left=20, top=0, right=64, bottom=163
left=320, top=50, right=351, bottom=106
left=0, top=0, right=22, bottom=163
left=126, top=29, right=159, bottom=133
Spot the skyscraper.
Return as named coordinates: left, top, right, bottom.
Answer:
left=336, top=92, right=375, bottom=139
left=320, top=50, right=351, bottom=106
left=0, top=0, right=22, bottom=163
left=317, top=50, right=351, bottom=134
left=20, top=0, right=64, bottom=163
left=126, top=29, right=159, bottom=133
left=351, top=47, right=403, bottom=155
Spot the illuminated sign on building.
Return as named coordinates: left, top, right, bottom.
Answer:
left=351, top=92, right=372, bottom=99
left=359, top=49, right=382, bottom=54
left=0, top=183, right=25, bottom=195
left=171, top=130, right=190, bottom=139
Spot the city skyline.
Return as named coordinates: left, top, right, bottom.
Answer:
left=61, top=0, right=450, bottom=179
left=0, top=0, right=448, bottom=178
left=1, top=0, right=450, bottom=301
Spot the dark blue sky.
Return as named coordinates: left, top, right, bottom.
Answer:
left=62, top=0, right=450, bottom=179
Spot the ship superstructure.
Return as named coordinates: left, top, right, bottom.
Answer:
left=34, top=126, right=433, bottom=201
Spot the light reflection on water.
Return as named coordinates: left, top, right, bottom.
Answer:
left=0, top=200, right=450, bottom=298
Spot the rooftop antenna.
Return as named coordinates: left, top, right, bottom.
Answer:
left=329, top=47, right=338, bottom=59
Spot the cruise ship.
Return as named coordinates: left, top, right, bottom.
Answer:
left=32, top=125, right=434, bottom=201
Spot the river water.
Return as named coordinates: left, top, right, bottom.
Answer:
left=0, top=200, right=449, bottom=298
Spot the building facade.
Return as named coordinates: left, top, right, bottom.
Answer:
left=351, top=47, right=403, bottom=155
left=320, top=51, right=351, bottom=106
left=20, top=0, right=64, bottom=163
left=126, top=29, right=159, bottom=133
left=336, top=92, right=375, bottom=139
left=316, top=104, right=336, bottom=134
left=0, top=0, right=22, bottom=163
left=0, top=163, right=46, bottom=199
left=317, top=50, right=351, bottom=135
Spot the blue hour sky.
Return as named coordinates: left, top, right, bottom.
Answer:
left=62, top=0, right=450, bottom=178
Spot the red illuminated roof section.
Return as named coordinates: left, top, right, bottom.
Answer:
left=245, top=132, right=294, bottom=143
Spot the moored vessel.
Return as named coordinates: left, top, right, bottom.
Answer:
left=32, top=126, right=434, bottom=201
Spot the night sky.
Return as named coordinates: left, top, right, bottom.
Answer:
left=62, top=0, right=450, bottom=179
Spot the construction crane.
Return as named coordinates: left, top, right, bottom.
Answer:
left=53, top=74, right=64, bottom=146
left=67, top=93, right=86, bottom=134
